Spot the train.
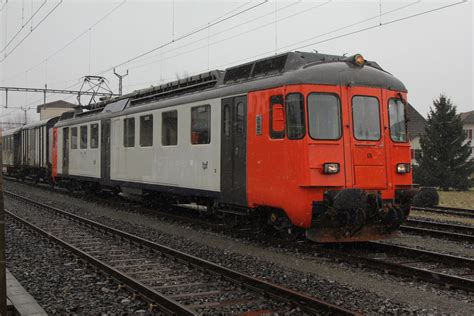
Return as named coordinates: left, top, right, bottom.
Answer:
left=2, top=51, right=438, bottom=242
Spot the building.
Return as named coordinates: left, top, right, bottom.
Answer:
left=36, top=100, right=77, bottom=121
left=460, top=110, right=474, bottom=161
left=406, top=103, right=426, bottom=165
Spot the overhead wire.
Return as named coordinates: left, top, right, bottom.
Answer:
left=4, top=0, right=126, bottom=82
left=0, top=0, right=47, bottom=54
left=127, top=0, right=332, bottom=73
left=125, top=0, right=303, bottom=71
left=14, top=0, right=256, bottom=108
left=94, top=0, right=269, bottom=75
left=0, top=0, right=63, bottom=62
left=3, top=0, right=468, bottom=114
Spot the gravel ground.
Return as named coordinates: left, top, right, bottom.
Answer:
left=5, top=219, right=152, bottom=315
left=5, top=180, right=474, bottom=314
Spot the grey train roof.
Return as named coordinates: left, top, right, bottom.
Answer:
left=55, top=51, right=407, bottom=128
left=2, top=126, right=22, bottom=136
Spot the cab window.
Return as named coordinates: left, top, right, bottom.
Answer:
left=270, top=95, right=285, bottom=139
left=388, top=99, right=408, bottom=142
left=352, top=96, right=381, bottom=141
left=308, top=93, right=341, bottom=140
left=286, top=93, right=305, bottom=139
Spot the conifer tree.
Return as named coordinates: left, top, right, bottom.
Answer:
left=416, top=95, right=474, bottom=190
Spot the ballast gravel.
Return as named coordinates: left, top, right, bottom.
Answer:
left=5, top=220, right=152, bottom=315
left=5, top=180, right=474, bottom=314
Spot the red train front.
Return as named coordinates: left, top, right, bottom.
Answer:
left=244, top=53, right=416, bottom=242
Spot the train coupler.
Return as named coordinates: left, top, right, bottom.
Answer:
left=307, top=189, right=405, bottom=242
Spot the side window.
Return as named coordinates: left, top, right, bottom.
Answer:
left=71, top=127, right=78, bottom=149
left=140, top=114, right=153, bottom=147
left=191, top=105, right=210, bottom=144
left=80, top=125, right=88, bottom=149
left=236, top=102, right=244, bottom=135
left=308, top=93, right=341, bottom=140
left=223, top=104, right=230, bottom=137
left=270, top=95, right=285, bottom=139
left=388, top=99, right=408, bottom=142
left=123, top=118, right=135, bottom=147
left=352, top=96, right=381, bottom=141
left=162, top=110, right=178, bottom=146
left=90, top=124, right=99, bottom=149
left=286, top=93, right=305, bottom=139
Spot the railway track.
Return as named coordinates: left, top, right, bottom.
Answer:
left=412, top=205, right=474, bottom=219
left=4, top=180, right=474, bottom=293
left=401, top=219, right=474, bottom=243
left=4, top=190, right=357, bottom=315
left=321, top=241, right=474, bottom=292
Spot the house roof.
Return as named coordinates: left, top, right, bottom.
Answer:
left=460, top=110, right=474, bottom=124
left=407, top=103, right=426, bottom=139
left=36, top=100, right=77, bottom=113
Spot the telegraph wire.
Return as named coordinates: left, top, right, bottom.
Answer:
left=0, top=0, right=47, bottom=54
left=0, top=0, right=63, bottom=62
left=4, top=0, right=126, bottom=82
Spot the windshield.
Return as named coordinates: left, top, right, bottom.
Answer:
left=352, top=96, right=381, bottom=141
left=307, top=93, right=341, bottom=140
left=388, top=98, right=408, bottom=142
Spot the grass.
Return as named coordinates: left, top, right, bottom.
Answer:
left=437, top=189, right=474, bottom=209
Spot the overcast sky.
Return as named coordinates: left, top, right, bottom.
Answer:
left=0, top=0, right=472, bottom=124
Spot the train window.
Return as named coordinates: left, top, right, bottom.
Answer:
left=286, top=93, right=305, bottom=139
left=236, top=102, right=245, bottom=135
left=388, top=99, right=408, bottom=142
left=71, top=127, right=78, bottom=149
left=308, top=93, right=341, bottom=140
left=124, top=118, right=135, bottom=147
left=352, top=96, right=381, bottom=141
left=191, top=105, right=211, bottom=144
left=162, top=110, right=178, bottom=146
left=80, top=125, right=88, bottom=149
left=270, top=95, right=285, bottom=139
left=90, top=124, right=99, bottom=148
left=140, top=114, right=153, bottom=147
left=223, top=104, right=230, bottom=137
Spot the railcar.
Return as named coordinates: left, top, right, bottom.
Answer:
left=2, top=127, right=22, bottom=176
left=48, top=51, right=422, bottom=242
left=18, top=117, right=59, bottom=182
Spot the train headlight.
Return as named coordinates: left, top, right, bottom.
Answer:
left=354, top=54, right=365, bottom=66
left=397, top=163, right=411, bottom=174
left=323, top=163, right=340, bottom=174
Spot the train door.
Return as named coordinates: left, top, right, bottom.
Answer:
left=347, top=87, right=388, bottom=190
left=220, top=95, right=247, bottom=206
left=62, top=127, right=69, bottom=175
left=101, top=119, right=111, bottom=183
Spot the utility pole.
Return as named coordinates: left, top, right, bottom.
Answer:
left=44, top=83, right=47, bottom=105
left=20, top=107, right=29, bottom=125
left=0, top=130, right=6, bottom=316
left=113, top=68, right=128, bottom=96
